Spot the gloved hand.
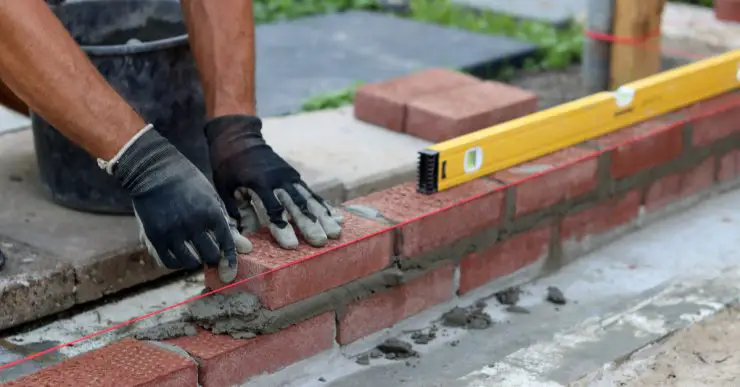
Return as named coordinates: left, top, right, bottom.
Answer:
left=205, top=115, right=342, bottom=249
left=107, top=125, right=249, bottom=283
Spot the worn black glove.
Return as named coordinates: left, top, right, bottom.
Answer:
left=205, top=115, right=342, bottom=249
left=110, top=126, right=240, bottom=281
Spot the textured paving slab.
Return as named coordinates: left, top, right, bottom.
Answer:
left=0, top=128, right=343, bottom=331
left=451, top=0, right=586, bottom=26
left=262, top=107, right=431, bottom=201
left=255, top=11, right=537, bottom=116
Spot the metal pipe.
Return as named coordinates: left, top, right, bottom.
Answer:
left=582, top=0, right=616, bottom=93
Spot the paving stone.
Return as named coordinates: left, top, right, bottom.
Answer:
left=262, top=107, right=432, bottom=200
left=255, top=11, right=537, bottom=116
left=451, top=0, right=587, bottom=26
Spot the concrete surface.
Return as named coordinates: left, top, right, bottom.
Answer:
left=254, top=10, right=537, bottom=116
left=662, top=3, right=740, bottom=51
left=5, top=181, right=740, bottom=385
left=0, top=110, right=427, bottom=331
left=575, top=306, right=740, bottom=386
left=451, top=0, right=586, bottom=26
left=0, top=107, right=29, bottom=135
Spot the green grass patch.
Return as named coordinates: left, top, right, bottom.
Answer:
left=253, top=0, right=379, bottom=23
left=669, top=0, right=712, bottom=7
left=300, top=82, right=364, bottom=112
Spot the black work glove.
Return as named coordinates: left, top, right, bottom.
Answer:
left=110, top=126, right=245, bottom=282
left=205, top=115, right=343, bottom=249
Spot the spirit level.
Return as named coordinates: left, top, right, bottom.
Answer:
left=417, top=49, right=740, bottom=194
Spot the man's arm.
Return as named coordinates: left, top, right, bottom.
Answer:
left=181, top=0, right=257, bottom=117
left=0, top=0, right=145, bottom=160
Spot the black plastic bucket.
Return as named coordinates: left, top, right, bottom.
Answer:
left=32, top=0, right=210, bottom=214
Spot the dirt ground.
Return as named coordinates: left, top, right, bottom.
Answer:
left=584, top=306, right=740, bottom=387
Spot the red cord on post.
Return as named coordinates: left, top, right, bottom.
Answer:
left=583, top=28, right=662, bottom=45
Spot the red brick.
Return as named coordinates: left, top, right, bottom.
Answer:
left=560, top=190, right=641, bottom=243
left=168, top=312, right=334, bottom=387
left=337, top=262, right=455, bottom=345
left=405, top=81, right=537, bottom=142
left=687, top=93, right=740, bottom=146
left=353, top=68, right=480, bottom=132
left=719, top=150, right=740, bottom=183
left=5, top=339, right=196, bottom=387
left=458, top=226, right=552, bottom=295
left=205, top=212, right=393, bottom=309
left=591, top=116, right=685, bottom=179
left=492, top=147, right=599, bottom=216
left=344, top=180, right=505, bottom=259
left=645, top=158, right=715, bottom=211
left=715, top=0, right=740, bottom=22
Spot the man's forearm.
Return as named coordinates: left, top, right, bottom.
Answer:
left=181, top=0, right=257, bottom=117
left=0, top=0, right=145, bottom=160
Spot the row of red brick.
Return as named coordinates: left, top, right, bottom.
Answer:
left=7, top=89, right=740, bottom=387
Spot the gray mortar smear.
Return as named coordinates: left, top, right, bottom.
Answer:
left=129, top=267, right=407, bottom=341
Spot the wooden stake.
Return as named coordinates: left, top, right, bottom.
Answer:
left=609, top=0, right=666, bottom=89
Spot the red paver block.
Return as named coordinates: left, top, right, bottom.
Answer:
left=337, top=262, right=455, bottom=345
left=492, top=147, right=600, bottom=217
left=205, top=211, right=393, bottom=310
left=353, top=68, right=480, bottom=132
left=589, top=115, right=685, bottom=179
left=560, top=190, right=641, bottom=244
left=458, top=225, right=552, bottom=295
left=687, top=92, right=740, bottom=146
left=4, top=338, right=197, bottom=387
left=168, top=312, right=334, bottom=387
left=405, top=81, right=537, bottom=142
left=645, top=158, right=715, bottom=211
left=715, top=0, right=740, bottom=23
left=719, top=149, right=740, bottom=183
left=344, top=179, right=505, bottom=259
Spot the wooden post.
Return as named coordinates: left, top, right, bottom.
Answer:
left=609, top=0, right=666, bottom=89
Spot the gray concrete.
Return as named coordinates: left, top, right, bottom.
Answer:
left=0, top=107, right=29, bottom=135
left=254, top=11, right=537, bottom=116
left=451, top=0, right=586, bottom=26
left=0, top=109, right=426, bottom=331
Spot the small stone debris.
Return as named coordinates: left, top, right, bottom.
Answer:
left=442, top=306, right=493, bottom=330
left=495, top=287, right=521, bottom=305
left=546, top=286, right=567, bottom=305
left=506, top=305, right=531, bottom=314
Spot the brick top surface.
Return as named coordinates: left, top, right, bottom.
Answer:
left=4, top=339, right=194, bottom=387
left=356, top=68, right=480, bottom=102
left=243, top=211, right=389, bottom=271
left=493, top=147, right=598, bottom=182
left=406, top=81, right=537, bottom=118
left=344, top=180, right=502, bottom=222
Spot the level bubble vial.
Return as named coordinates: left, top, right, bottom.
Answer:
left=464, top=147, right=483, bottom=173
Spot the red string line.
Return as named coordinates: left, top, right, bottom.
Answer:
left=1, top=58, right=738, bottom=376
left=583, top=27, right=709, bottom=61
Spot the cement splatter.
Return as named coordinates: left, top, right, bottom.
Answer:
left=410, top=326, right=438, bottom=345
left=506, top=305, right=531, bottom=314
left=547, top=286, right=567, bottom=305
left=442, top=306, right=493, bottom=330
left=495, top=287, right=521, bottom=306
left=377, top=338, right=419, bottom=360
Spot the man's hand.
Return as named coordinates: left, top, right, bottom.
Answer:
left=205, top=115, right=342, bottom=249
left=111, top=125, right=247, bottom=283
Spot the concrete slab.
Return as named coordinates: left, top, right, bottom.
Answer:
left=255, top=11, right=537, bottom=116
left=450, top=0, right=586, bottom=26
left=662, top=3, right=740, bottom=51
left=0, top=107, right=30, bottom=135
left=262, top=107, right=432, bottom=201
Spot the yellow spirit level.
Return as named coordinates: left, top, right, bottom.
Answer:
left=417, top=49, right=740, bottom=194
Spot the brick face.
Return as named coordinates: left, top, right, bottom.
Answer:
left=4, top=339, right=197, bottom=387
left=492, top=147, right=600, bottom=216
left=644, top=158, right=715, bottom=211
left=353, top=68, right=480, bottom=132
left=337, top=262, right=455, bottom=345
left=715, top=0, right=740, bottom=22
left=343, top=180, right=505, bottom=258
left=590, top=117, right=685, bottom=179
left=168, top=312, right=335, bottom=387
left=458, top=225, right=552, bottom=295
left=205, top=212, right=393, bottom=310
left=687, top=93, right=740, bottom=146
left=719, top=150, right=740, bottom=183
left=560, top=190, right=641, bottom=243
left=405, top=81, right=537, bottom=142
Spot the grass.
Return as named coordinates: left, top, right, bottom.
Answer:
left=669, top=0, right=713, bottom=6
left=286, top=0, right=585, bottom=111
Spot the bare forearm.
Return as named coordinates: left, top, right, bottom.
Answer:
left=0, top=0, right=145, bottom=160
left=181, top=0, right=257, bottom=117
